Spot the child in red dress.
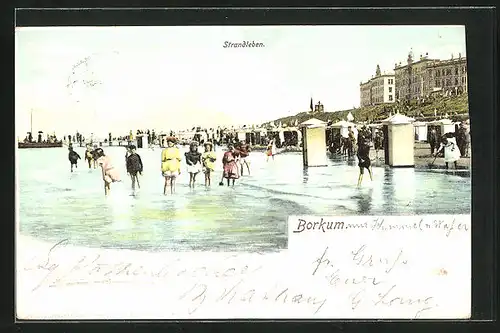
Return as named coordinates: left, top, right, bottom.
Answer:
left=222, top=144, right=240, bottom=186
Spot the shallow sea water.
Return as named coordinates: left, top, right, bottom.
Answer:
left=17, top=146, right=471, bottom=252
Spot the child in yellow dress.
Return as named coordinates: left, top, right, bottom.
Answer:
left=161, top=137, right=182, bottom=194
left=202, top=142, right=217, bottom=186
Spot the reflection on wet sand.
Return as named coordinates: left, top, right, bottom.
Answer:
left=18, top=147, right=470, bottom=252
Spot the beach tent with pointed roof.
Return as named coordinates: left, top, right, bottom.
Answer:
left=429, top=117, right=455, bottom=134
left=413, top=121, right=428, bottom=141
left=330, top=120, right=356, bottom=137
left=330, top=120, right=356, bottom=128
left=299, top=118, right=327, bottom=128
left=382, top=113, right=415, bottom=125
left=438, top=118, right=453, bottom=125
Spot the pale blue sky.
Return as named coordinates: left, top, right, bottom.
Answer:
left=15, top=25, right=466, bottom=136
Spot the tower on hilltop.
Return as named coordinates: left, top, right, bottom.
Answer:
left=407, top=49, right=414, bottom=65
left=314, top=101, right=324, bottom=113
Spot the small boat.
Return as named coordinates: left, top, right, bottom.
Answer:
left=17, top=109, right=63, bottom=149
left=426, top=168, right=471, bottom=174
left=18, top=141, right=63, bottom=149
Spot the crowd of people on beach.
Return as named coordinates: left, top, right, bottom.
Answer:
left=61, top=125, right=284, bottom=150
left=65, top=118, right=469, bottom=196
left=328, top=125, right=384, bottom=160
left=427, top=121, right=470, bottom=159
left=67, top=137, right=278, bottom=196
left=329, top=120, right=469, bottom=186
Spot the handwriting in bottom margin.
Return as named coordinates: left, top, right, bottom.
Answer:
left=312, top=246, right=386, bottom=287
left=350, top=244, right=408, bottom=274
left=177, top=279, right=327, bottom=315
left=373, top=284, right=436, bottom=319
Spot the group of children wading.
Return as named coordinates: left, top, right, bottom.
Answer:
left=160, top=137, right=252, bottom=194
left=69, top=137, right=255, bottom=196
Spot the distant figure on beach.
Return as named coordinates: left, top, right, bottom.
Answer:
left=329, top=133, right=341, bottom=155
left=266, top=139, right=276, bottom=162
left=456, top=122, right=470, bottom=158
left=185, top=142, right=202, bottom=188
left=161, top=137, right=182, bottom=195
left=68, top=147, right=81, bottom=172
left=236, top=141, right=251, bottom=175
left=374, top=129, right=384, bottom=160
left=347, top=126, right=356, bottom=158
left=427, top=128, right=439, bottom=156
left=91, top=144, right=99, bottom=169
left=126, top=145, right=143, bottom=191
left=222, top=144, right=240, bottom=186
left=95, top=148, right=121, bottom=196
left=202, top=142, right=216, bottom=186
left=464, top=120, right=471, bottom=157
left=435, top=133, right=460, bottom=169
left=341, top=136, right=349, bottom=156
left=357, top=126, right=371, bottom=149
left=84, top=145, right=93, bottom=169
left=352, top=125, right=359, bottom=142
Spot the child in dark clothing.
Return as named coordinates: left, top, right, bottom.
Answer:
left=126, top=145, right=143, bottom=190
left=357, top=145, right=373, bottom=186
left=185, top=142, right=202, bottom=188
left=91, top=145, right=99, bottom=169
left=68, top=147, right=81, bottom=172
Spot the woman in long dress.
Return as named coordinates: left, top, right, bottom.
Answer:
left=222, top=144, right=240, bottom=186
left=161, top=137, right=182, bottom=194
left=435, top=133, right=461, bottom=169
left=94, top=148, right=121, bottom=196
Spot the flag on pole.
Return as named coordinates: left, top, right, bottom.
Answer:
left=310, top=98, right=313, bottom=112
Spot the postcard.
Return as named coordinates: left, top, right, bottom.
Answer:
left=15, top=25, right=471, bottom=320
